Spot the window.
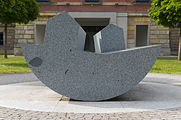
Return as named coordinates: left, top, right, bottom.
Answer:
left=36, top=0, right=49, bottom=2
left=84, top=0, right=101, bottom=4
left=0, top=32, right=3, bottom=46
left=85, top=0, right=100, bottom=2
left=135, top=0, right=151, bottom=3
left=136, top=25, right=149, bottom=47
left=35, top=24, right=46, bottom=45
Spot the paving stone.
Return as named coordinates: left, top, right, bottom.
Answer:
left=0, top=106, right=181, bottom=120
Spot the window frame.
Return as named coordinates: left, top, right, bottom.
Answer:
left=0, top=32, right=4, bottom=47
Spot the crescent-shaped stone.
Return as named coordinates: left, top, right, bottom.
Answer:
left=21, top=13, right=160, bottom=101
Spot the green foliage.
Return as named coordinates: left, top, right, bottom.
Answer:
left=148, top=0, right=181, bottom=28
left=0, top=0, right=40, bottom=24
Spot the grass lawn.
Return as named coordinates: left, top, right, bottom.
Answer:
left=150, top=57, right=181, bottom=74
left=0, top=55, right=181, bottom=74
left=0, top=55, right=31, bottom=73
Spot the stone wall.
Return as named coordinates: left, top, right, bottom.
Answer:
left=149, top=22, right=170, bottom=56
left=14, top=13, right=55, bottom=56
left=169, top=28, right=180, bottom=55
left=15, top=12, right=171, bottom=56
left=127, top=13, right=150, bottom=48
left=0, top=24, right=15, bottom=54
left=128, top=13, right=170, bottom=56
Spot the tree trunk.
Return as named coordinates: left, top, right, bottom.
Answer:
left=178, top=27, right=181, bottom=61
left=4, top=24, right=8, bottom=59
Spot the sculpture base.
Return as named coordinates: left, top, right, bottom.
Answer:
left=0, top=79, right=181, bottom=113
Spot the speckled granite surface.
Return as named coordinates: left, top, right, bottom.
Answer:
left=21, top=13, right=160, bottom=101
left=94, top=24, right=125, bottom=53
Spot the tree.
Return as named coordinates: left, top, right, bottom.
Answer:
left=148, top=0, right=181, bottom=60
left=0, top=0, right=39, bottom=58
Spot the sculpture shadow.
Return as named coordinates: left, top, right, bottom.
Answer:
left=67, top=82, right=181, bottom=109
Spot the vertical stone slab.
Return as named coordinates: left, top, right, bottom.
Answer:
left=44, top=12, right=86, bottom=51
left=94, top=24, right=125, bottom=53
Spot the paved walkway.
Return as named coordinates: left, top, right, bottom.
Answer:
left=0, top=73, right=37, bottom=85
left=0, top=73, right=181, bottom=120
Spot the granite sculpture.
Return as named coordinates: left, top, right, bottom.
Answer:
left=21, top=12, right=160, bottom=101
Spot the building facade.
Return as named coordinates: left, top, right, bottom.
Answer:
left=0, top=0, right=180, bottom=55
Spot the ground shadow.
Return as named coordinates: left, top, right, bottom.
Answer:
left=67, top=82, right=181, bottom=109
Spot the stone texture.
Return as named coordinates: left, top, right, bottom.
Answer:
left=21, top=13, right=160, bottom=101
left=14, top=16, right=53, bottom=56
left=94, top=24, right=125, bottom=53
left=0, top=24, right=15, bottom=54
